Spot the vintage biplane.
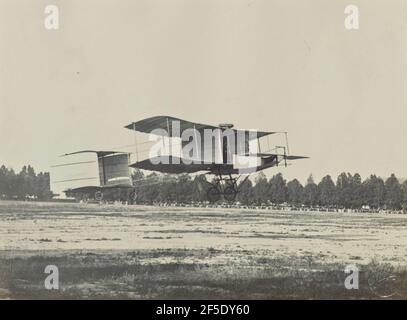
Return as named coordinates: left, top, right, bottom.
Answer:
left=54, top=150, right=135, bottom=202
left=125, top=116, right=308, bottom=202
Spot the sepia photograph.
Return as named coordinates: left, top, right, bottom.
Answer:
left=1, top=0, right=407, bottom=306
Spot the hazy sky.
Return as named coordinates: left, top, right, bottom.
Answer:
left=1, top=0, right=407, bottom=194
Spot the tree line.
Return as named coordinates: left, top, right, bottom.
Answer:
left=133, top=170, right=407, bottom=211
left=0, top=165, right=53, bottom=200
left=1, top=163, right=406, bottom=210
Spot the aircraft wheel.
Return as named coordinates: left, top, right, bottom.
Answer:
left=207, top=187, right=221, bottom=202
left=224, top=186, right=237, bottom=202
left=95, top=191, right=103, bottom=201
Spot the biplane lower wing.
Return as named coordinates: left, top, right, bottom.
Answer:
left=63, top=183, right=135, bottom=203
left=65, top=183, right=134, bottom=194
left=243, top=152, right=309, bottom=160
left=130, top=156, right=237, bottom=174
left=129, top=154, right=307, bottom=175
left=64, top=186, right=101, bottom=194
left=130, top=156, right=214, bottom=174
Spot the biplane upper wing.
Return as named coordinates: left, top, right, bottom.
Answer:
left=124, top=116, right=275, bottom=140
left=125, top=116, right=217, bottom=135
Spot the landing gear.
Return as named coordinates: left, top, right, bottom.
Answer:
left=95, top=191, right=103, bottom=201
left=223, top=185, right=237, bottom=202
left=207, top=186, right=221, bottom=202
left=206, top=173, right=239, bottom=203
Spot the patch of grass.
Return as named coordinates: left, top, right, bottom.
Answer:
left=1, top=250, right=407, bottom=299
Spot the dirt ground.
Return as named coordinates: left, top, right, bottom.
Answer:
left=0, top=201, right=406, bottom=299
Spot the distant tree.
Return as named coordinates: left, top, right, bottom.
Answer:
left=336, top=172, right=353, bottom=207
left=0, top=165, right=52, bottom=200
left=349, top=173, right=363, bottom=208
left=384, top=174, right=402, bottom=210
left=402, top=181, right=407, bottom=212
left=191, top=174, right=210, bottom=202
left=287, top=179, right=303, bottom=205
left=158, top=174, right=177, bottom=202
left=253, top=172, right=269, bottom=204
left=362, top=175, right=385, bottom=209
left=25, top=165, right=37, bottom=197
left=0, top=165, right=7, bottom=197
left=237, top=178, right=254, bottom=205
left=269, top=173, right=287, bottom=204
left=318, top=175, right=336, bottom=207
left=16, top=166, right=28, bottom=199
left=303, top=174, right=319, bottom=206
left=132, top=169, right=147, bottom=203
left=5, top=168, right=17, bottom=198
left=174, top=174, right=193, bottom=203
left=35, top=172, right=52, bottom=200
left=135, top=172, right=160, bottom=203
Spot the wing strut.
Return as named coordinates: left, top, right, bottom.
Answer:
left=285, top=132, right=290, bottom=155
left=166, top=117, right=171, bottom=156
left=133, top=122, right=139, bottom=163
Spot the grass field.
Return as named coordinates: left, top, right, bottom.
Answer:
left=0, top=201, right=406, bottom=299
